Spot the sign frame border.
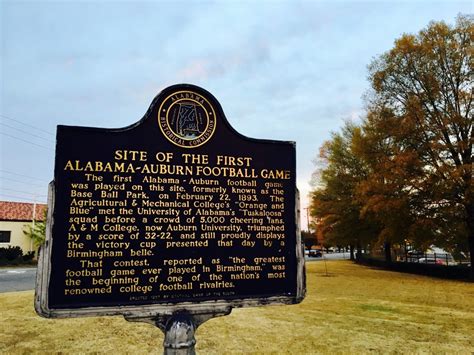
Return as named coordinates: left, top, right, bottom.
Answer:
left=35, top=84, right=306, bottom=319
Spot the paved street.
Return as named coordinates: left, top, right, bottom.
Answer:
left=305, top=252, right=351, bottom=262
left=0, top=267, right=37, bottom=293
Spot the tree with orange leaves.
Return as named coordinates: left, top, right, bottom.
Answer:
left=311, top=15, right=472, bottom=274
left=359, top=15, right=473, bottom=273
left=310, top=122, right=378, bottom=260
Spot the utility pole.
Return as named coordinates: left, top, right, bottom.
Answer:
left=306, top=207, right=328, bottom=276
left=304, top=207, right=310, bottom=232
left=31, top=195, right=36, bottom=253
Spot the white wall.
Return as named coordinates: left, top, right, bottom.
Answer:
left=0, top=221, right=34, bottom=253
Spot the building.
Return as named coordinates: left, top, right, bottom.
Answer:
left=0, top=201, right=47, bottom=253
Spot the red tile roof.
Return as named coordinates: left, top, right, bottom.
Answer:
left=0, top=201, right=47, bottom=222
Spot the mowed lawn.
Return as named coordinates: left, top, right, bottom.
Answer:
left=1, top=261, right=473, bottom=354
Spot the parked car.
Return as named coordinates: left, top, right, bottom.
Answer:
left=417, top=257, right=444, bottom=265
left=308, top=250, right=322, bottom=258
left=417, top=255, right=456, bottom=266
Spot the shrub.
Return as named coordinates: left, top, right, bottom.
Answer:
left=23, top=251, right=35, bottom=262
left=0, top=246, right=23, bottom=261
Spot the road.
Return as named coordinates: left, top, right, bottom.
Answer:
left=0, top=253, right=349, bottom=293
left=0, top=267, right=37, bottom=293
left=305, top=252, right=350, bottom=261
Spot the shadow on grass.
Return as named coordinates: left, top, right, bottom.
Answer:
left=359, top=304, right=400, bottom=313
left=318, top=273, right=337, bottom=277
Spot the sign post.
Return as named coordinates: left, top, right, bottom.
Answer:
left=35, top=84, right=305, bottom=352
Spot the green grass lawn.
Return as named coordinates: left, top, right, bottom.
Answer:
left=1, top=260, right=473, bottom=354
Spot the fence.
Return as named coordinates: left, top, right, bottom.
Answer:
left=401, top=252, right=455, bottom=266
left=356, top=254, right=471, bottom=280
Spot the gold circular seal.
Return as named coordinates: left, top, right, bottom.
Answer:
left=158, top=91, right=216, bottom=148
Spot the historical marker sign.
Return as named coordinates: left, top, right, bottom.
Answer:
left=35, top=84, right=305, bottom=318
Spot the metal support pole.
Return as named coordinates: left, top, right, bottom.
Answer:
left=162, top=313, right=196, bottom=355
left=124, top=307, right=231, bottom=355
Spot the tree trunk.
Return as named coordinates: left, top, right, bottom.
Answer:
left=466, top=202, right=474, bottom=280
left=356, top=241, right=362, bottom=260
left=350, top=244, right=355, bottom=260
left=384, top=241, right=392, bottom=263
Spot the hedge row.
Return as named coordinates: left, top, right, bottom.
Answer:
left=0, top=246, right=35, bottom=266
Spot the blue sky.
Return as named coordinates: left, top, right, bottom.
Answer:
left=0, top=0, right=470, bottom=227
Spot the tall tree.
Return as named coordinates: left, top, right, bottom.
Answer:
left=353, top=107, right=436, bottom=258
left=365, top=15, right=473, bottom=274
left=310, top=122, right=378, bottom=256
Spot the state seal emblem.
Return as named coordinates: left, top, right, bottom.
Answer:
left=158, top=91, right=216, bottom=148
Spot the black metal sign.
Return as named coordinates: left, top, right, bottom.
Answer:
left=35, top=84, right=305, bottom=317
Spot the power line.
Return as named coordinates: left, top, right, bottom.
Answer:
left=0, top=114, right=55, bottom=136
left=0, top=132, right=54, bottom=151
left=0, top=176, right=46, bottom=188
left=0, top=122, right=55, bottom=143
left=0, top=169, right=50, bottom=183
left=1, top=187, right=47, bottom=197
left=0, top=193, right=47, bottom=203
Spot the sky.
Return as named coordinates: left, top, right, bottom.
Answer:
left=0, top=0, right=471, bottom=229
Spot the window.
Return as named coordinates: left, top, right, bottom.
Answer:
left=0, top=231, right=11, bottom=243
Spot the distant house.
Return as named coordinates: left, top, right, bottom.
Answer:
left=0, top=201, right=47, bottom=253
